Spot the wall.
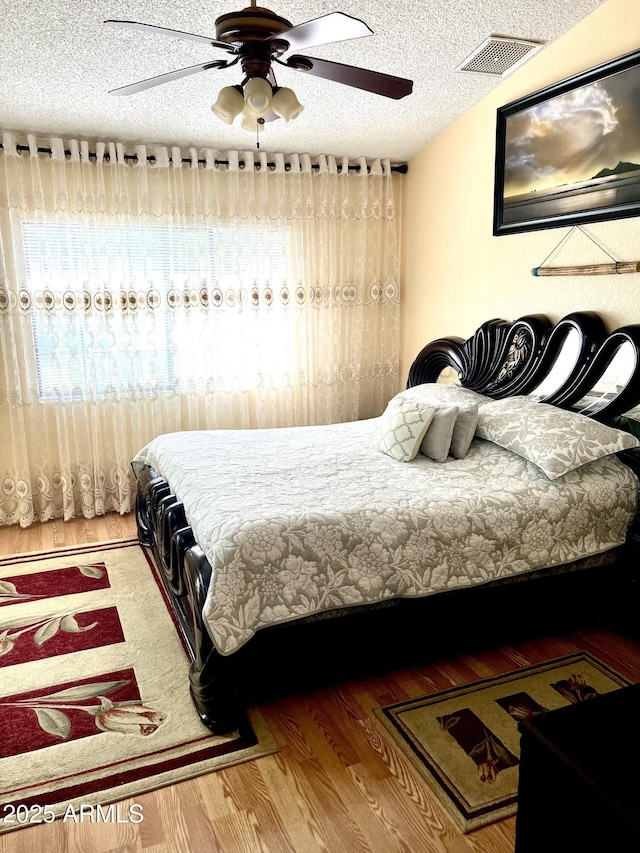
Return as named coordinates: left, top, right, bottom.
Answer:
left=400, top=0, right=640, bottom=383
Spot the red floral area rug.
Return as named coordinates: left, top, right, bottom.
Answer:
left=374, top=652, right=630, bottom=833
left=0, top=539, right=277, bottom=833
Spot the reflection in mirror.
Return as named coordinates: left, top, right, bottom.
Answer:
left=528, top=328, right=581, bottom=399
left=573, top=341, right=637, bottom=414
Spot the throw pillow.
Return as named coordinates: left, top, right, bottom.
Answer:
left=476, top=396, right=640, bottom=479
left=449, top=403, right=479, bottom=459
left=420, top=405, right=459, bottom=462
left=376, top=399, right=435, bottom=462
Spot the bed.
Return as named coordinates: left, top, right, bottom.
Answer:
left=132, top=311, right=640, bottom=733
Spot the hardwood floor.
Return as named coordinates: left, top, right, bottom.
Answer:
left=0, top=513, right=138, bottom=555
left=2, top=516, right=640, bottom=853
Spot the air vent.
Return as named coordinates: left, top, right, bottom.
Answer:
left=455, top=36, right=543, bottom=77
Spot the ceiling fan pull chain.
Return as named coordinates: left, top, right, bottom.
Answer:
left=256, top=116, right=266, bottom=150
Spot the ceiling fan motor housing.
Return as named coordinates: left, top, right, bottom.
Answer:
left=216, top=6, right=292, bottom=78
left=215, top=7, right=292, bottom=43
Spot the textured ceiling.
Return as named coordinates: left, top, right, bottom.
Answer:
left=1, top=0, right=604, bottom=162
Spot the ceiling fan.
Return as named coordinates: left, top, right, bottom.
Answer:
left=105, top=1, right=413, bottom=137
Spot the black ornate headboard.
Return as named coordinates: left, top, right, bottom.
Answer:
left=407, top=312, right=640, bottom=420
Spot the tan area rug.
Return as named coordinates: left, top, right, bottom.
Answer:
left=0, top=539, right=278, bottom=833
left=375, top=652, right=630, bottom=833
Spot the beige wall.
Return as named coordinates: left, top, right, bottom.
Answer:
left=400, top=0, right=640, bottom=384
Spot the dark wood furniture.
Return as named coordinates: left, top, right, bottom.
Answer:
left=133, top=311, right=640, bottom=733
left=515, top=682, right=640, bottom=852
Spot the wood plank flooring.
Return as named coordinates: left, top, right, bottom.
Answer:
left=2, top=515, right=640, bottom=853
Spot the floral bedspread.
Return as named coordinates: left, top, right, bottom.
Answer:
left=133, top=419, right=638, bottom=655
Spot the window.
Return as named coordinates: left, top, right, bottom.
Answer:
left=21, top=221, right=290, bottom=400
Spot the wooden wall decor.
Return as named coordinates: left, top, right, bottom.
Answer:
left=532, top=261, right=640, bottom=276
left=530, top=225, right=640, bottom=277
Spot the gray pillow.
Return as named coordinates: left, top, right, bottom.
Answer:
left=420, top=405, right=459, bottom=462
left=450, top=403, right=479, bottom=459
left=476, top=396, right=640, bottom=479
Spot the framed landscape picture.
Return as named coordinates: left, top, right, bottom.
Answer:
left=493, top=47, right=640, bottom=235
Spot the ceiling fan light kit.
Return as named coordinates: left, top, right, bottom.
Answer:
left=243, top=75, right=274, bottom=115
left=105, top=2, right=413, bottom=141
left=213, top=80, right=304, bottom=126
left=211, top=85, right=245, bottom=123
left=270, top=86, right=303, bottom=122
left=240, top=111, right=265, bottom=132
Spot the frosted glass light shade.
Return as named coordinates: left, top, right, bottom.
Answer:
left=240, top=109, right=265, bottom=133
left=211, top=86, right=244, bottom=124
left=270, top=87, right=304, bottom=123
left=243, top=77, right=272, bottom=117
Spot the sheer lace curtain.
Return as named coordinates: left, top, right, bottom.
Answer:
left=0, top=133, right=401, bottom=527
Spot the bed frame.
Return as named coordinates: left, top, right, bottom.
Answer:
left=134, top=312, right=640, bottom=733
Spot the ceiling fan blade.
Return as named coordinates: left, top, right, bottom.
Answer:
left=104, top=19, right=234, bottom=52
left=266, top=12, right=372, bottom=53
left=285, top=55, right=413, bottom=100
left=108, top=61, right=224, bottom=96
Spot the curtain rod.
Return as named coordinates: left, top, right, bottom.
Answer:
left=0, top=143, right=408, bottom=174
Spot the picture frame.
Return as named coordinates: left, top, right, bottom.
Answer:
left=493, top=47, right=640, bottom=236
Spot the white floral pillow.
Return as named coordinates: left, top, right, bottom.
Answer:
left=376, top=399, right=435, bottom=462
left=393, top=382, right=492, bottom=408
left=476, top=396, right=640, bottom=480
